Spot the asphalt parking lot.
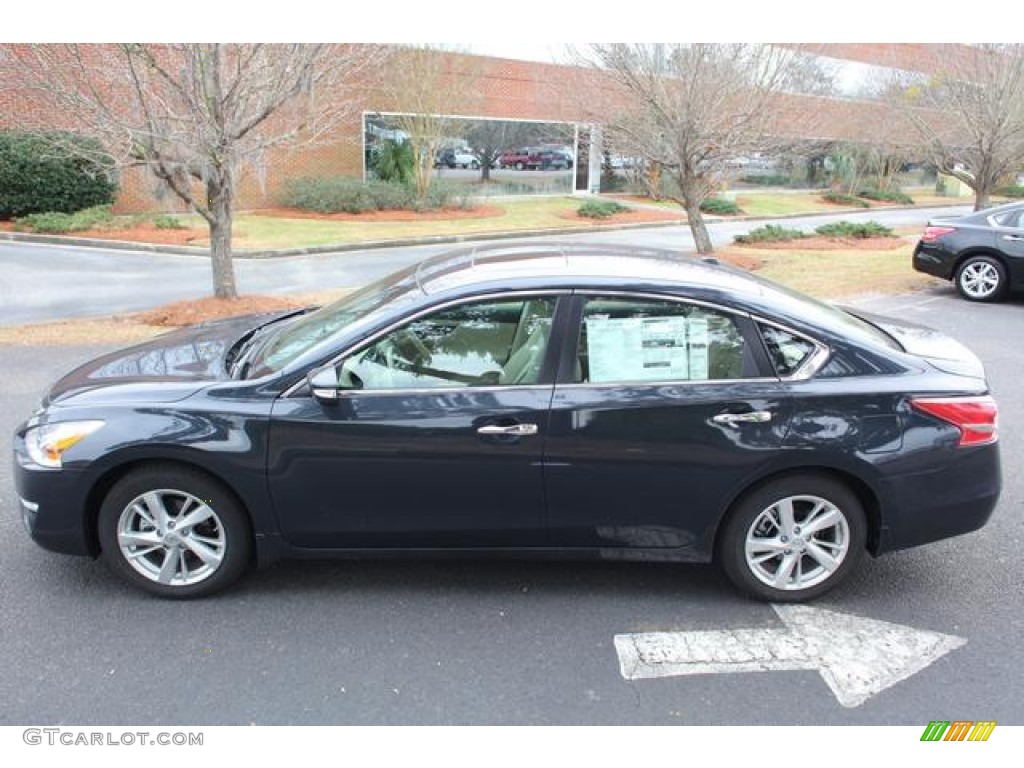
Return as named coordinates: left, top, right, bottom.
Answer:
left=1, top=285, right=1021, bottom=725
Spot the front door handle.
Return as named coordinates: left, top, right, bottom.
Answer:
left=1003, top=234, right=1024, bottom=242
left=712, top=411, right=772, bottom=426
left=477, top=423, right=539, bottom=436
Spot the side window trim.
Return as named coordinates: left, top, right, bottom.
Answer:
left=282, top=290, right=569, bottom=398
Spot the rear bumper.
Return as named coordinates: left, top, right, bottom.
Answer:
left=876, top=442, right=1001, bottom=554
left=913, top=242, right=957, bottom=280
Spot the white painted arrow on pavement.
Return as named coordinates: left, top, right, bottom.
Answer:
left=614, top=605, right=966, bottom=708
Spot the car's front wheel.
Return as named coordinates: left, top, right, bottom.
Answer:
left=98, top=465, right=252, bottom=598
left=717, top=475, right=866, bottom=602
left=956, top=255, right=1007, bottom=302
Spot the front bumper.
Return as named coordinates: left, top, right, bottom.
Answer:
left=13, top=435, right=96, bottom=557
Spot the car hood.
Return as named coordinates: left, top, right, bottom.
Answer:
left=849, top=309, right=987, bottom=380
left=44, top=312, right=297, bottom=407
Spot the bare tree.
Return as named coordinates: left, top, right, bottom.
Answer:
left=377, top=46, right=479, bottom=201
left=5, top=44, right=378, bottom=298
left=466, top=120, right=537, bottom=183
left=896, top=44, right=1024, bottom=210
left=466, top=119, right=568, bottom=182
left=577, top=44, right=823, bottom=253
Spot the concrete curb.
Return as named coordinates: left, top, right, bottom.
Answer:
left=0, top=219, right=687, bottom=259
left=0, top=201, right=970, bottom=259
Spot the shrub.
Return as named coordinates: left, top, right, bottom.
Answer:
left=577, top=200, right=629, bottom=219
left=734, top=224, right=806, bottom=244
left=15, top=205, right=114, bottom=234
left=822, top=191, right=870, bottom=208
left=420, top=181, right=473, bottom=211
left=815, top=220, right=894, bottom=239
left=0, top=132, right=117, bottom=218
left=153, top=214, right=187, bottom=230
left=700, top=196, right=741, bottom=215
left=15, top=211, right=76, bottom=233
left=278, top=177, right=473, bottom=214
left=857, top=187, right=914, bottom=205
left=997, top=184, right=1024, bottom=198
left=740, top=174, right=791, bottom=186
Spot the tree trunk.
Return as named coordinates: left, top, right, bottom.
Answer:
left=412, top=144, right=433, bottom=202
left=481, top=163, right=491, bottom=182
left=684, top=199, right=715, bottom=254
left=677, top=172, right=715, bottom=254
left=974, top=189, right=990, bottom=211
left=206, top=178, right=237, bottom=299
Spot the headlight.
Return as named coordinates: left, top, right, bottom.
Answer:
left=24, top=420, right=104, bottom=468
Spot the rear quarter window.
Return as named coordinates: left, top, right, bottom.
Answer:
left=758, top=324, right=817, bottom=377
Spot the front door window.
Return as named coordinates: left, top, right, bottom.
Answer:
left=339, top=297, right=557, bottom=390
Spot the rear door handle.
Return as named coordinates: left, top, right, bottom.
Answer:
left=712, top=411, right=772, bottom=426
left=477, top=423, right=539, bottom=436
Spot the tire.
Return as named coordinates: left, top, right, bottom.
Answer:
left=515, top=162, right=524, bottom=171
left=956, top=255, right=1007, bottom=302
left=470, top=161, right=479, bottom=170
left=717, top=475, right=866, bottom=602
left=97, top=464, right=252, bottom=599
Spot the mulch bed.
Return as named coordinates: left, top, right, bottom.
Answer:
left=132, top=296, right=307, bottom=327
left=1, top=220, right=204, bottom=245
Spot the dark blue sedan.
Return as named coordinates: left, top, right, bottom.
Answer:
left=913, top=200, right=1024, bottom=301
left=14, top=244, right=1001, bottom=600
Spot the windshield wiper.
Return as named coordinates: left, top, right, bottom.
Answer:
left=225, top=309, right=316, bottom=379
left=226, top=327, right=270, bottom=379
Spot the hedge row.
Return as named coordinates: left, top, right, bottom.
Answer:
left=735, top=220, right=894, bottom=244
left=278, top=177, right=473, bottom=214
left=0, top=132, right=117, bottom=218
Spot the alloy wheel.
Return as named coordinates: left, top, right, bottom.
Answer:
left=116, top=489, right=226, bottom=586
left=743, top=494, right=851, bottom=591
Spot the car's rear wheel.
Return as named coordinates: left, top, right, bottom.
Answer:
left=98, top=465, right=252, bottom=598
left=717, top=475, right=866, bottom=602
left=956, top=255, right=1007, bottom=302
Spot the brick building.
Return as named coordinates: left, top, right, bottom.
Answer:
left=0, top=43, right=974, bottom=213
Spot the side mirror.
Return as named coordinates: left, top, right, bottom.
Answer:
left=307, top=367, right=339, bottom=404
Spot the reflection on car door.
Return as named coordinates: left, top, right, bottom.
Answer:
left=267, top=294, right=565, bottom=548
left=542, top=294, right=791, bottom=555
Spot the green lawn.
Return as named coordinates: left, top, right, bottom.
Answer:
left=735, top=193, right=838, bottom=217
left=185, top=197, right=635, bottom=250
left=724, top=239, right=943, bottom=299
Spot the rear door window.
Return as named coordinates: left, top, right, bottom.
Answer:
left=572, top=297, right=750, bottom=383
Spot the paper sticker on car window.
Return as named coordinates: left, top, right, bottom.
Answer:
left=587, top=315, right=709, bottom=382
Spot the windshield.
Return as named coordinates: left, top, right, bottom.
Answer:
left=247, top=266, right=424, bottom=376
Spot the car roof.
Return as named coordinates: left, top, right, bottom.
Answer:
left=412, top=243, right=765, bottom=298
left=406, top=243, right=903, bottom=353
left=946, top=199, right=1024, bottom=224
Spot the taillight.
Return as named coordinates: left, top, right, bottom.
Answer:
left=920, top=226, right=955, bottom=243
left=911, top=395, right=998, bottom=446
